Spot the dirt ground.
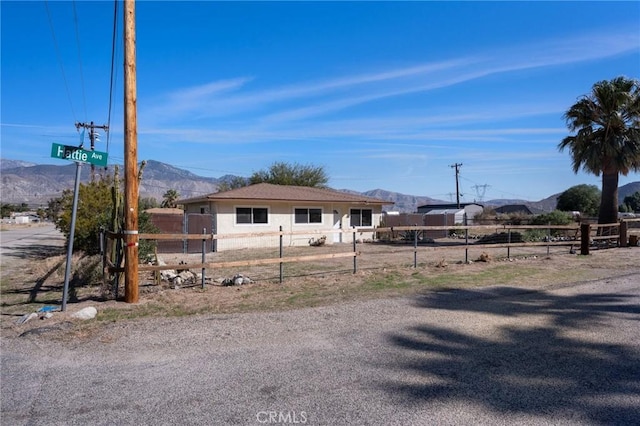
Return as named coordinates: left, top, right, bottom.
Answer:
left=2, top=222, right=639, bottom=338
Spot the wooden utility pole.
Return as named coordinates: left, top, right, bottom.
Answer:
left=450, top=163, right=462, bottom=208
left=123, top=0, right=139, bottom=303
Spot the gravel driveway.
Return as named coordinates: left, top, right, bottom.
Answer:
left=2, top=271, right=639, bottom=425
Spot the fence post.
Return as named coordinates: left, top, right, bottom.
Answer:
left=619, top=220, right=628, bottom=248
left=353, top=227, right=357, bottom=274
left=580, top=223, right=591, bottom=255
left=279, top=226, right=284, bottom=283
left=464, top=213, right=469, bottom=264
left=547, top=222, right=551, bottom=256
left=413, top=225, right=418, bottom=268
left=201, top=228, right=206, bottom=289
left=100, top=230, right=107, bottom=291
left=507, top=228, right=511, bottom=259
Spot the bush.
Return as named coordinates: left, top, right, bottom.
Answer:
left=531, top=210, right=573, bottom=226
left=50, top=173, right=158, bottom=259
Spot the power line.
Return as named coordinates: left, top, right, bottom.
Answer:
left=71, top=0, right=88, bottom=121
left=44, top=1, right=77, bottom=122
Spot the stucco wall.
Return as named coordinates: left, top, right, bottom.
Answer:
left=185, top=200, right=382, bottom=251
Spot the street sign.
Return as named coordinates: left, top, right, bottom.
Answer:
left=51, top=143, right=108, bottom=167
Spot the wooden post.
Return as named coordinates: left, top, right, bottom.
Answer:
left=580, top=223, right=591, bottom=255
left=352, top=228, right=357, bottom=274
left=201, top=228, right=206, bottom=289
left=123, top=0, right=139, bottom=303
left=619, top=220, right=628, bottom=248
left=414, top=225, right=419, bottom=268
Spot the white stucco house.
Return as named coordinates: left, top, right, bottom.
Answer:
left=178, top=183, right=393, bottom=251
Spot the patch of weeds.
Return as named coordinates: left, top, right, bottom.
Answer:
left=363, top=271, right=412, bottom=291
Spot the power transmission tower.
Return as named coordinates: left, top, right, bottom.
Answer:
left=75, top=121, right=108, bottom=180
left=450, top=163, right=462, bottom=208
left=471, top=184, right=490, bottom=203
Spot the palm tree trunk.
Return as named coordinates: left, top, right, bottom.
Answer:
left=598, top=169, right=619, bottom=224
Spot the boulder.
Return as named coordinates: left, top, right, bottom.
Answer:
left=71, top=306, right=97, bottom=320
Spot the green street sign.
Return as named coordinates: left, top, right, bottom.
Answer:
left=51, top=143, right=108, bottom=167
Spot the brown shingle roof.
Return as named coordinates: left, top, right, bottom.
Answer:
left=179, top=183, right=393, bottom=205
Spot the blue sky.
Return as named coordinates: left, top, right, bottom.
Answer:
left=1, top=1, right=639, bottom=202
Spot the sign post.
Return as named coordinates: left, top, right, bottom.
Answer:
left=61, top=162, right=82, bottom=311
left=51, top=142, right=109, bottom=310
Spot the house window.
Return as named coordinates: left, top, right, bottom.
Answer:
left=350, top=209, right=372, bottom=227
left=236, top=207, right=268, bottom=224
left=294, top=208, right=322, bottom=224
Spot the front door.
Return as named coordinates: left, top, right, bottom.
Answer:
left=333, top=210, right=342, bottom=243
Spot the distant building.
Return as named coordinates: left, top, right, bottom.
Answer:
left=417, top=203, right=483, bottom=223
left=494, top=204, right=545, bottom=215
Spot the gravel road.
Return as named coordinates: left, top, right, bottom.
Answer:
left=2, top=270, right=639, bottom=425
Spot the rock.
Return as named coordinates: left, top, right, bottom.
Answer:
left=71, top=307, right=97, bottom=320
left=41, top=312, right=53, bottom=320
left=161, top=269, right=177, bottom=281
left=178, top=271, right=195, bottom=282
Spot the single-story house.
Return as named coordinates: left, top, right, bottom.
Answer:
left=178, top=183, right=393, bottom=251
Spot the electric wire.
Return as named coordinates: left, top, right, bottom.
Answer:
left=71, top=0, right=88, bottom=121
left=43, top=0, right=78, bottom=123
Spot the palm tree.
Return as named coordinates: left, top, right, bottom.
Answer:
left=161, top=189, right=180, bottom=208
left=558, top=76, right=640, bottom=224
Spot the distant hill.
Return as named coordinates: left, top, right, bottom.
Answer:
left=360, top=189, right=444, bottom=212
left=0, top=160, right=222, bottom=206
left=0, top=159, right=36, bottom=169
left=1, top=158, right=638, bottom=212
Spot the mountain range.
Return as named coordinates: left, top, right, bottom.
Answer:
left=1, top=158, right=639, bottom=213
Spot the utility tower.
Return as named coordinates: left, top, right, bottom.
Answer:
left=75, top=121, right=108, bottom=180
left=450, top=163, right=462, bottom=208
left=471, top=184, right=490, bottom=203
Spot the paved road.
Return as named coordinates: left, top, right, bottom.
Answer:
left=1, top=271, right=639, bottom=425
left=0, top=223, right=65, bottom=261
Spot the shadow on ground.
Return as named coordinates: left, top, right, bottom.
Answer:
left=2, top=243, right=66, bottom=261
left=380, top=282, right=640, bottom=424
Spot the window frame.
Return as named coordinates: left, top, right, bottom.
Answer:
left=293, top=207, right=323, bottom=225
left=350, top=208, right=373, bottom=227
left=235, top=206, right=269, bottom=225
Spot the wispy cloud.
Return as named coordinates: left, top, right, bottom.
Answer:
left=138, top=26, right=638, bottom=147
